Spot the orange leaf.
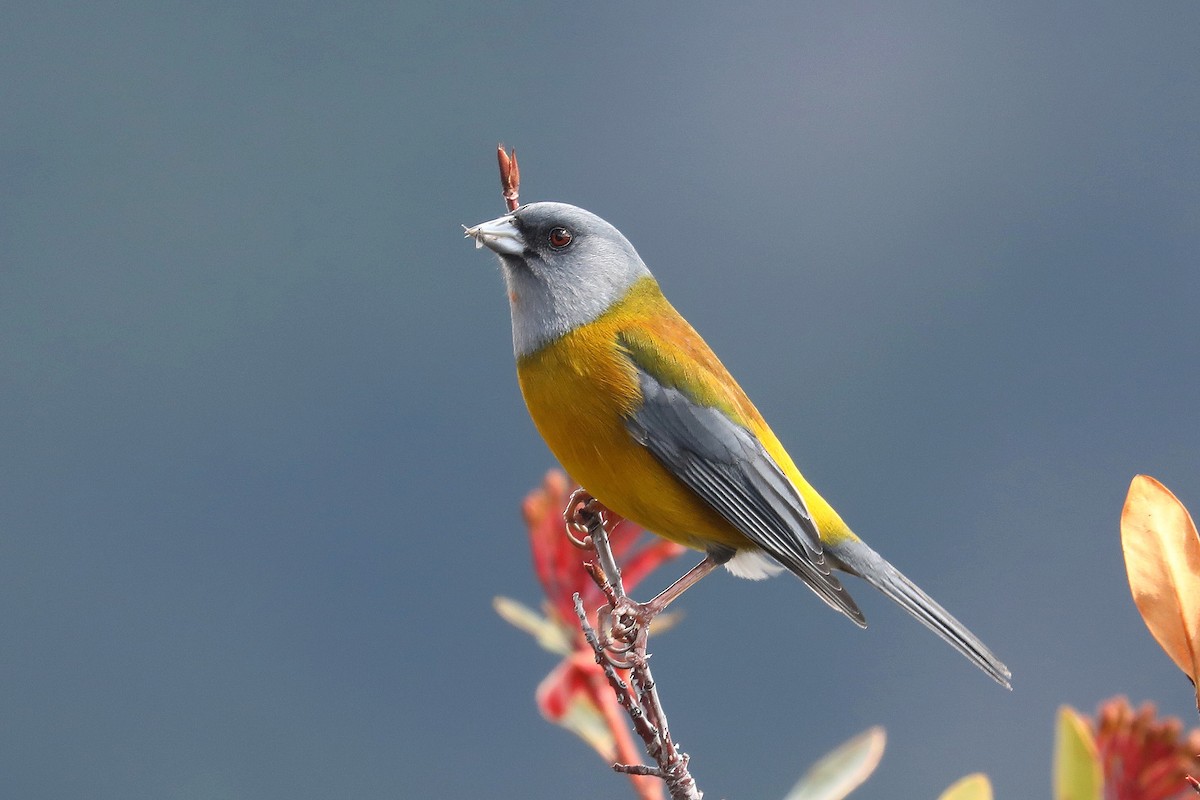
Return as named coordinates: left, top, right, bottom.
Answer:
left=1121, top=475, right=1200, bottom=707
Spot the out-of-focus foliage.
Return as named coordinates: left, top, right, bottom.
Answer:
left=781, top=726, right=885, bottom=800
left=937, top=773, right=993, bottom=800
left=1088, top=697, right=1200, bottom=800
left=1055, top=705, right=1103, bottom=800
left=1121, top=476, right=1200, bottom=707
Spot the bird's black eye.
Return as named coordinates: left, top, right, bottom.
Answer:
left=548, top=227, right=573, bottom=249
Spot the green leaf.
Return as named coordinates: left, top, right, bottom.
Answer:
left=782, top=726, right=886, bottom=800
left=938, top=773, right=992, bottom=800
left=1054, top=705, right=1102, bottom=800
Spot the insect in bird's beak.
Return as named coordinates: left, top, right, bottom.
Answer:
left=463, top=215, right=525, bottom=255
left=461, top=224, right=487, bottom=249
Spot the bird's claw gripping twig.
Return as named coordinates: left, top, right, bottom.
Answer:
left=564, top=486, right=607, bottom=549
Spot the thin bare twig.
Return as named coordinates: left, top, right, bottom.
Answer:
left=497, top=145, right=520, bottom=211
left=568, top=496, right=703, bottom=800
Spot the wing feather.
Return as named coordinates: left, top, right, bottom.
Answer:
left=623, top=358, right=864, bottom=625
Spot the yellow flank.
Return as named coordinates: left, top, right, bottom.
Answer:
left=516, top=276, right=857, bottom=551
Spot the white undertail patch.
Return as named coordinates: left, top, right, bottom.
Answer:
left=724, top=548, right=786, bottom=580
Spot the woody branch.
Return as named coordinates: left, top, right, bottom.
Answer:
left=566, top=493, right=702, bottom=800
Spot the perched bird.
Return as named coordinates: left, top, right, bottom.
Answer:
left=465, top=202, right=1011, bottom=688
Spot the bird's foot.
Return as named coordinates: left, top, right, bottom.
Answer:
left=562, top=487, right=612, bottom=548
left=597, top=596, right=659, bottom=664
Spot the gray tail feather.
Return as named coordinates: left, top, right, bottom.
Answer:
left=829, top=539, right=1012, bottom=689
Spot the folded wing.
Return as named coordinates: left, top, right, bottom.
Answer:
left=623, top=358, right=865, bottom=626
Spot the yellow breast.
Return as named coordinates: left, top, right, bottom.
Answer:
left=515, top=277, right=853, bottom=550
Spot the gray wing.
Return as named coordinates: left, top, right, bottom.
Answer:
left=624, top=364, right=865, bottom=626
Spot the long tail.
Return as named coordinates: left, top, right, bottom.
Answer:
left=828, top=538, right=1012, bottom=688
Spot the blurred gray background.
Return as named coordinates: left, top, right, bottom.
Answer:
left=3, top=3, right=1198, bottom=798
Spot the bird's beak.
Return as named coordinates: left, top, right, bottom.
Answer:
left=463, top=214, right=525, bottom=257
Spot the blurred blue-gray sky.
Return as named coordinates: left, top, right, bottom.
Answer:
left=2, top=3, right=1198, bottom=798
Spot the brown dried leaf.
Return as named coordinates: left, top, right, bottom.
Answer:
left=1121, top=475, right=1200, bottom=706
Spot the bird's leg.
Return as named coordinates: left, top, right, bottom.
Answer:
left=608, top=554, right=720, bottom=642
left=563, top=489, right=721, bottom=653
left=640, top=555, right=721, bottom=617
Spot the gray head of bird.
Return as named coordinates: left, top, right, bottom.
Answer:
left=465, top=202, right=652, bottom=357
